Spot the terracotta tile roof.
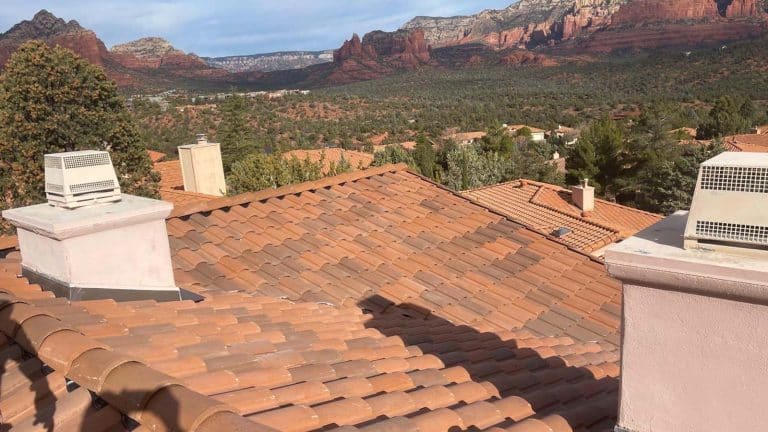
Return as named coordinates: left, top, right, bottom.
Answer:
left=0, top=165, right=624, bottom=431
left=0, top=251, right=618, bottom=431
left=165, top=166, right=622, bottom=347
left=147, top=150, right=168, bottom=163
left=448, top=132, right=487, bottom=143
left=463, top=180, right=662, bottom=254
left=282, top=148, right=374, bottom=174
left=722, top=134, right=768, bottom=152
left=154, top=160, right=185, bottom=190
left=507, top=125, right=546, bottom=134
left=0, top=235, right=17, bottom=252
left=153, top=158, right=217, bottom=208
left=160, top=188, right=218, bottom=207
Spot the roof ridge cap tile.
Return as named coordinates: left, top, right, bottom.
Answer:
left=0, top=290, right=269, bottom=431
left=169, top=163, right=409, bottom=218
left=400, top=170, right=605, bottom=265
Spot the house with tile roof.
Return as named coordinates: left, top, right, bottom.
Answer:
left=282, top=148, right=374, bottom=174
left=504, top=125, right=546, bottom=143
left=462, top=180, right=662, bottom=256
left=722, top=133, right=768, bottom=152
left=2, top=153, right=765, bottom=432
left=0, top=161, right=623, bottom=431
left=446, top=131, right=487, bottom=146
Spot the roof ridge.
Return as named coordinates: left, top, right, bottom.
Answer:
left=0, top=290, right=265, bottom=431
left=169, top=163, right=409, bottom=218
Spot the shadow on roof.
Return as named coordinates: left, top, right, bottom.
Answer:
left=357, top=294, right=619, bottom=431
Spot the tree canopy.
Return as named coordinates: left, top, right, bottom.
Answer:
left=0, top=41, right=158, bottom=230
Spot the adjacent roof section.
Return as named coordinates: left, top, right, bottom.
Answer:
left=723, top=134, right=768, bottom=152
left=147, top=150, right=168, bottom=163
left=166, top=165, right=623, bottom=348
left=150, top=152, right=217, bottom=208
left=282, top=148, right=374, bottom=174
left=463, top=180, right=661, bottom=254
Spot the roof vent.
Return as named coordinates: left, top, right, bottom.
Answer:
left=684, top=152, right=768, bottom=250
left=44, top=150, right=121, bottom=209
left=552, top=227, right=571, bottom=238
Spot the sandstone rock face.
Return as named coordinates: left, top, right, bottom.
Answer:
left=203, top=51, right=334, bottom=73
left=327, top=29, right=432, bottom=84
left=0, top=9, right=107, bottom=67
left=402, top=0, right=767, bottom=52
left=402, top=0, right=627, bottom=49
left=110, top=37, right=211, bottom=71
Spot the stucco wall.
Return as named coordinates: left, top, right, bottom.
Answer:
left=620, top=283, right=768, bottom=432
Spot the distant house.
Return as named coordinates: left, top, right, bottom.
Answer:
left=282, top=148, right=374, bottom=173
left=548, top=125, right=579, bottom=146
left=751, top=125, right=768, bottom=135
left=504, top=124, right=546, bottom=142
left=670, top=127, right=698, bottom=139
left=463, top=179, right=662, bottom=256
left=549, top=151, right=567, bottom=174
left=447, top=131, right=487, bottom=146
left=722, top=134, right=768, bottom=152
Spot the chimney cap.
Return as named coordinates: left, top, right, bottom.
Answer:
left=44, top=150, right=121, bottom=209
left=684, top=152, right=768, bottom=251
left=195, top=133, right=208, bottom=143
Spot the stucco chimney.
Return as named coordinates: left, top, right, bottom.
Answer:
left=2, top=151, right=180, bottom=302
left=178, top=134, right=226, bottom=196
left=604, top=154, right=768, bottom=432
left=572, top=178, right=594, bottom=215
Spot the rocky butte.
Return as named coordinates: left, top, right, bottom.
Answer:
left=326, top=30, right=432, bottom=84
left=401, top=0, right=768, bottom=51
left=0, top=9, right=109, bottom=67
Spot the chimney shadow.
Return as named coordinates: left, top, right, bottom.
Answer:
left=358, top=294, right=619, bottom=430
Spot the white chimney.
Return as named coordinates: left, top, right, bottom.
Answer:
left=604, top=152, right=768, bottom=432
left=178, top=134, right=227, bottom=196
left=2, top=151, right=180, bottom=302
left=572, top=178, right=595, bottom=215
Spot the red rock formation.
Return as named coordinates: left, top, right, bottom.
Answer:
left=326, top=29, right=432, bottom=84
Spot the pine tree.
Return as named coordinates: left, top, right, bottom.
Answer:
left=0, top=41, right=158, bottom=231
left=218, top=94, right=257, bottom=172
left=412, top=134, right=436, bottom=178
left=566, top=117, right=624, bottom=198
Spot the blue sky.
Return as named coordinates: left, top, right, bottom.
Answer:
left=0, top=1, right=513, bottom=57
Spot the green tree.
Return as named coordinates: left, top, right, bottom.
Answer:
left=218, top=94, right=256, bottom=172
left=633, top=142, right=724, bottom=214
left=412, top=134, right=436, bottom=178
left=371, top=145, right=418, bottom=170
left=697, top=96, right=751, bottom=139
left=227, top=153, right=324, bottom=194
left=0, top=41, right=158, bottom=228
left=443, top=146, right=512, bottom=191
left=566, top=117, right=625, bottom=198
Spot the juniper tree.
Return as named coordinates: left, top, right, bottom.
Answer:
left=0, top=41, right=158, bottom=232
